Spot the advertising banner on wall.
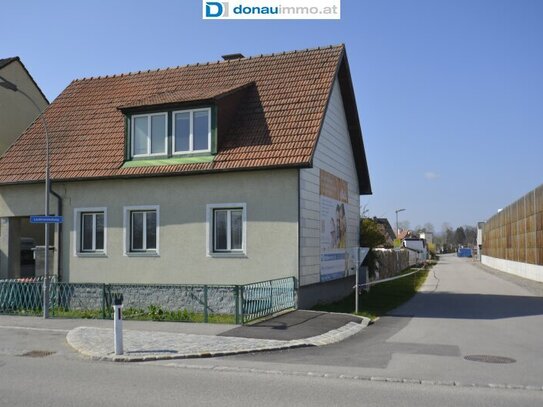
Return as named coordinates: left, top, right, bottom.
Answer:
left=320, top=169, right=349, bottom=282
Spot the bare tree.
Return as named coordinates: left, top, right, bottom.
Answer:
left=423, top=223, right=435, bottom=233
left=441, top=222, right=452, bottom=234
left=464, top=226, right=477, bottom=245
left=454, top=227, right=467, bottom=246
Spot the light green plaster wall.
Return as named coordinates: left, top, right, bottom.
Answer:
left=0, top=183, right=47, bottom=216
left=0, top=169, right=299, bottom=285
left=0, top=183, right=59, bottom=279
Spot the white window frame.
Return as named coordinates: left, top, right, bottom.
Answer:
left=74, top=207, right=107, bottom=257
left=131, top=113, right=168, bottom=158
left=172, top=107, right=212, bottom=155
left=123, top=205, right=160, bottom=256
left=206, top=203, right=247, bottom=257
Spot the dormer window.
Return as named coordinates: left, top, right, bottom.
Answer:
left=131, top=113, right=167, bottom=157
left=120, top=84, right=253, bottom=166
left=127, top=107, right=213, bottom=161
left=173, top=108, right=211, bottom=154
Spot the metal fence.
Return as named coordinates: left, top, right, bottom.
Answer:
left=241, top=277, right=297, bottom=323
left=0, top=277, right=297, bottom=324
left=483, top=184, right=543, bottom=265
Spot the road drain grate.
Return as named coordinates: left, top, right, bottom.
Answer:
left=20, top=350, right=55, bottom=358
left=464, top=355, right=516, bottom=364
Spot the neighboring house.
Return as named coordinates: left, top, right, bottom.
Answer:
left=419, top=232, right=433, bottom=244
left=0, top=57, right=49, bottom=155
left=373, top=217, right=395, bottom=245
left=403, top=238, right=427, bottom=265
left=397, top=229, right=415, bottom=241
left=0, top=45, right=372, bottom=308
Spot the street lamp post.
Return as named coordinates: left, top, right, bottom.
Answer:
left=395, top=208, right=406, bottom=237
left=0, top=75, right=51, bottom=318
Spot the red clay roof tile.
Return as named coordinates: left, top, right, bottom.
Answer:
left=0, top=45, right=345, bottom=184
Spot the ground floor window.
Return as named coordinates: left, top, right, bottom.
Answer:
left=130, top=210, right=156, bottom=251
left=214, top=208, right=243, bottom=251
left=124, top=205, right=159, bottom=255
left=206, top=203, right=246, bottom=256
left=82, top=212, right=104, bottom=251
left=74, top=208, right=107, bottom=255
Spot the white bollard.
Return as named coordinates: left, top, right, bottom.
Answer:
left=112, top=293, right=123, bottom=355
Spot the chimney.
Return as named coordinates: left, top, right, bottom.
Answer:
left=221, top=53, right=245, bottom=61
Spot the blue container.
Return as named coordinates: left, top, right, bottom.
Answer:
left=457, top=248, right=473, bottom=257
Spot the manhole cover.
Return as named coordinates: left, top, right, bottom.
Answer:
left=20, top=350, right=55, bottom=358
left=464, top=355, right=516, bottom=364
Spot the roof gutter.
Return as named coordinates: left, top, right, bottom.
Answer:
left=0, top=162, right=312, bottom=187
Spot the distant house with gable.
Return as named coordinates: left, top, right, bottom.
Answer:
left=372, top=217, right=395, bottom=245
left=403, top=238, right=428, bottom=265
left=0, top=57, right=49, bottom=155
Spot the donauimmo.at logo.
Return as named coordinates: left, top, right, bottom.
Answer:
left=203, top=1, right=340, bottom=20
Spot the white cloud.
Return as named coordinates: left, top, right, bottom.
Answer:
left=424, top=171, right=440, bottom=180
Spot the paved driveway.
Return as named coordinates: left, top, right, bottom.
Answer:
left=218, top=254, right=543, bottom=388
left=221, top=310, right=363, bottom=340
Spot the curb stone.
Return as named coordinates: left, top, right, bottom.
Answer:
left=67, top=318, right=369, bottom=362
left=152, top=362, right=543, bottom=392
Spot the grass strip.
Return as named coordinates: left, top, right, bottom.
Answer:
left=4, top=307, right=235, bottom=324
left=313, top=262, right=435, bottom=320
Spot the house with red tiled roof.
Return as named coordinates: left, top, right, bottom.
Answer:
left=0, top=45, right=371, bottom=307
left=396, top=229, right=415, bottom=241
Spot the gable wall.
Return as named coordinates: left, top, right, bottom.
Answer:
left=299, top=77, right=360, bottom=287
left=0, top=61, right=48, bottom=154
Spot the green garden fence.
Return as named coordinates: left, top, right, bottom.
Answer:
left=240, top=277, right=297, bottom=323
left=0, top=277, right=297, bottom=324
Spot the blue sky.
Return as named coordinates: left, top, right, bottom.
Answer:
left=2, top=0, right=542, bottom=233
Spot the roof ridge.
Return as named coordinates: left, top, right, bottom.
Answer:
left=72, top=44, right=344, bottom=83
left=0, top=43, right=370, bottom=190
left=0, top=56, right=20, bottom=70
left=0, top=56, right=49, bottom=104
left=0, top=56, right=19, bottom=61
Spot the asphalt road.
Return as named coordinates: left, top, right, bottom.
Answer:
left=201, top=254, right=543, bottom=388
left=2, top=254, right=543, bottom=406
left=0, top=348, right=542, bottom=407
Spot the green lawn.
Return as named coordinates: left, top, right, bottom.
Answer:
left=7, top=306, right=236, bottom=324
left=313, top=262, right=435, bottom=320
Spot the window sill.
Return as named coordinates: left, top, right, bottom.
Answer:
left=207, top=252, right=247, bottom=259
left=125, top=252, right=160, bottom=258
left=122, top=155, right=214, bottom=168
left=76, top=252, right=108, bottom=258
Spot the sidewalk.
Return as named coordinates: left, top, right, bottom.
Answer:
left=1, top=311, right=368, bottom=362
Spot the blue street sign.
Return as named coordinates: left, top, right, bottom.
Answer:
left=30, top=215, right=64, bottom=224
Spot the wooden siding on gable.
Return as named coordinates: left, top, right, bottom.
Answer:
left=299, top=78, right=360, bottom=286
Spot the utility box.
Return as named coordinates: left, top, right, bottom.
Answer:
left=457, top=247, right=473, bottom=258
